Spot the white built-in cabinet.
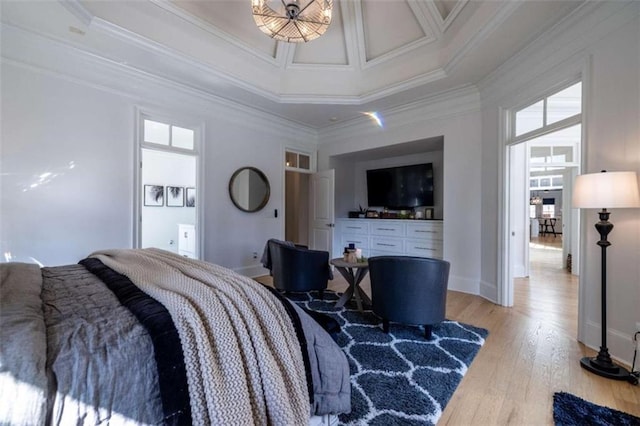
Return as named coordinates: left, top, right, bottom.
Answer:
left=336, top=219, right=443, bottom=259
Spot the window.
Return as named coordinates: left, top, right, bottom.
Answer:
left=515, top=82, right=581, bottom=138
left=143, top=119, right=195, bottom=150
left=285, top=150, right=312, bottom=172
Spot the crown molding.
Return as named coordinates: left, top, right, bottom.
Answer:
left=414, top=0, right=444, bottom=35
left=58, top=0, right=93, bottom=26
left=354, top=0, right=437, bottom=70
left=361, top=35, right=437, bottom=70
left=90, top=18, right=283, bottom=104
left=340, top=0, right=361, bottom=73
left=0, top=23, right=317, bottom=141
left=477, top=1, right=637, bottom=105
left=318, top=84, right=480, bottom=143
left=406, top=0, right=438, bottom=39
left=441, top=0, right=470, bottom=32
left=277, top=66, right=448, bottom=105
left=358, top=67, right=448, bottom=104
left=148, top=0, right=279, bottom=65
left=442, top=0, right=520, bottom=75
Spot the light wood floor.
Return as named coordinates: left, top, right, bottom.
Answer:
left=258, top=237, right=640, bottom=424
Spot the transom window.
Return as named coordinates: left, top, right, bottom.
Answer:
left=285, top=150, right=312, bottom=172
left=143, top=119, right=195, bottom=150
left=515, top=82, right=582, bottom=137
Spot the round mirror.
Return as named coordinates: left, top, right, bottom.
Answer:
left=228, top=167, right=270, bottom=212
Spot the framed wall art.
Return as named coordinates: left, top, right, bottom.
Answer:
left=144, top=185, right=164, bottom=206
left=186, top=187, right=196, bottom=207
left=166, top=186, right=184, bottom=207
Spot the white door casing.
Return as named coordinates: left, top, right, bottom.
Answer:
left=309, top=169, right=335, bottom=254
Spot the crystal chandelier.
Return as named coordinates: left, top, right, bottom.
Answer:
left=251, top=0, right=333, bottom=43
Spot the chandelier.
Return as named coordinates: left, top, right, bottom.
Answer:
left=251, top=0, right=333, bottom=43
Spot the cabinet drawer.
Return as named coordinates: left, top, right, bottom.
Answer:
left=370, top=222, right=404, bottom=237
left=370, top=237, right=404, bottom=253
left=405, top=239, right=442, bottom=258
left=339, top=221, right=369, bottom=235
left=341, top=234, right=369, bottom=249
left=406, top=222, right=443, bottom=239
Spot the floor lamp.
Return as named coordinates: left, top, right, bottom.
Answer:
left=572, top=170, right=640, bottom=380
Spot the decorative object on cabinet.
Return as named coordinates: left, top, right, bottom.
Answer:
left=229, top=167, right=270, bottom=213
left=424, top=208, right=434, bottom=219
left=144, top=185, right=164, bottom=206
left=186, top=187, right=196, bottom=207
left=166, top=186, right=184, bottom=207
left=572, top=170, right=640, bottom=381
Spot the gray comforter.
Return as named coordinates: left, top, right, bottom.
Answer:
left=0, top=261, right=350, bottom=425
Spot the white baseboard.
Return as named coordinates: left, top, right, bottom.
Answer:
left=583, top=320, right=635, bottom=367
left=234, top=264, right=269, bottom=278
left=448, top=275, right=479, bottom=295
left=479, top=280, right=499, bottom=304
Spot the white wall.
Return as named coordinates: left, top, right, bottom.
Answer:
left=0, top=65, right=134, bottom=265
left=478, top=1, right=640, bottom=363
left=0, top=45, right=316, bottom=274
left=318, top=89, right=483, bottom=296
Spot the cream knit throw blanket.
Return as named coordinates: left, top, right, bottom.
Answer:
left=90, top=248, right=309, bottom=425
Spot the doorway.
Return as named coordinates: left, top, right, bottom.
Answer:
left=140, top=149, right=197, bottom=255
left=285, top=170, right=309, bottom=246
left=136, top=113, right=202, bottom=258
left=502, top=80, right=582, bottom=328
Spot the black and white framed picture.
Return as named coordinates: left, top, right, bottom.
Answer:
left=166, top=186, right=184, bottom=207
left=144, top=185, right=164, bottom=206
left=186, top=187, right=196, bottom=207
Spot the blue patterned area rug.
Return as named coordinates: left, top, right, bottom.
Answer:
left=288, top=291, right=488, bottom=426
left=553, top=392, right=640, bottom=426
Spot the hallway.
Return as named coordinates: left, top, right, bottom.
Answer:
left=514, top=235, right=578, bottom=337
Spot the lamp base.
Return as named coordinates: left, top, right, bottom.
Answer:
left=580, top=356, right=630, bottom=380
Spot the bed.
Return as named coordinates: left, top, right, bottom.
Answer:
left=0, top=248, right=350, bottom=425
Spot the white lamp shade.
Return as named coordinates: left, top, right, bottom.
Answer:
left=572, top=171, right=640, bottom=209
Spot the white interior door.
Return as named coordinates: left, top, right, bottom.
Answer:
left=309, top=169, right=335, bottom=254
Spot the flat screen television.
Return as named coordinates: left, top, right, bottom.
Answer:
left=366, top=163, right=434, bottom=209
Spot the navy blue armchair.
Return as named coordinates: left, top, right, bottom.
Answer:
left=368, top=256, right=450, bottom=339
left=264, top=239, right=331, bottom=299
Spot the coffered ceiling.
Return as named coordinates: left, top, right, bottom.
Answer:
left=0, top=0, right=585, bottom=129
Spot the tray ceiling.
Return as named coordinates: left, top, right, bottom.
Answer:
left=0, top=0, right=585, bottom=129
